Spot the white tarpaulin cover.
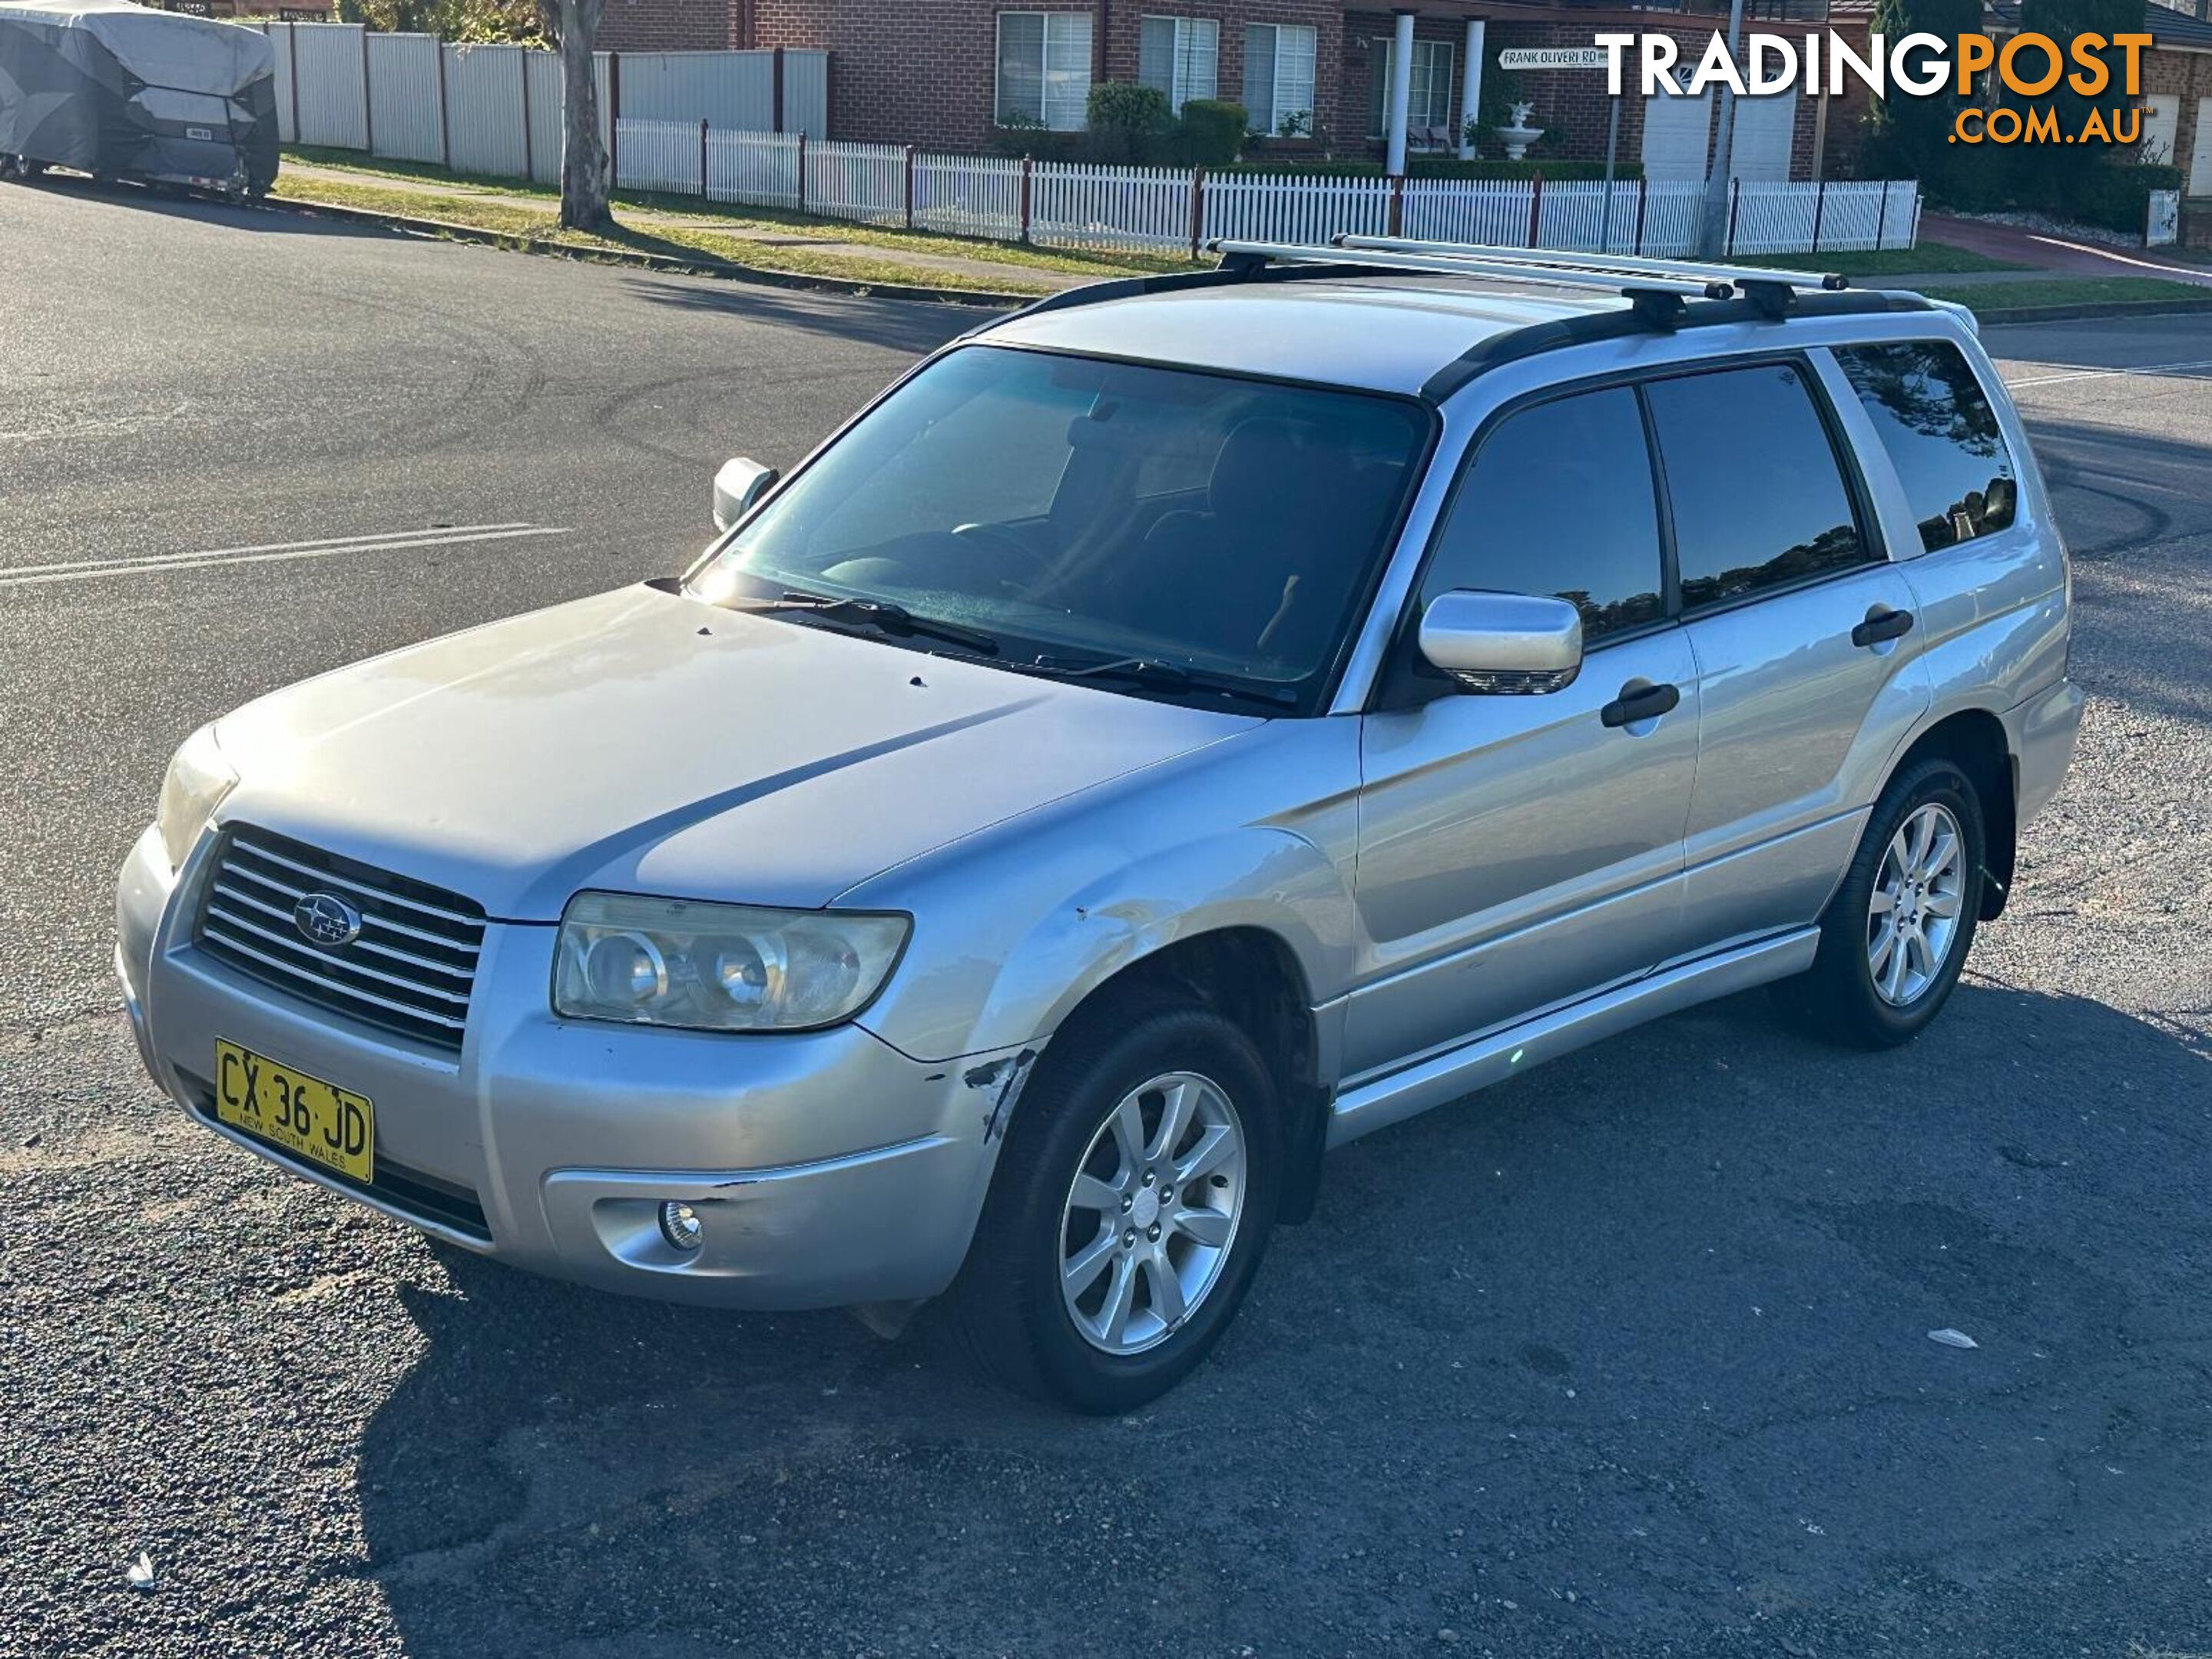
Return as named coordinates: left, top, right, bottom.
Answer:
left=0, top=0, right=277, bottom=189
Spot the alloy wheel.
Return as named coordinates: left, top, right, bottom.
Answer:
left=1058, top=1071, right=1247, bottom=1356
left=1867, top=801, right=1967, bottom=1007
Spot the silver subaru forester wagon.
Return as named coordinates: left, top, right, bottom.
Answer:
left=118, top=240, right=2081, bottom=1411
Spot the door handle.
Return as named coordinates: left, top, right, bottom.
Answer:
left=1851, top=607, right=1916, bottom=647
left=1600, top=680, right=1681, bottom=728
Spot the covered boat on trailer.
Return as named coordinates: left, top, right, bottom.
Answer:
left=0, top=0, right=276, bottom=197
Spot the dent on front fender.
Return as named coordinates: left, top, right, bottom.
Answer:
left=846, top=720, right=1365, bottom=1065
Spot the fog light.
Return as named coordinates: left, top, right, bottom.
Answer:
left=657, top=1201, right=704, bottom=1253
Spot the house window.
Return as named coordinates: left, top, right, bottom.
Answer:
left=1243, top=22, right=1317, bottom=135
left=1139, top=15, right=1219, bottom=114
left=997, top=11, right=1095, bottom=131
left=1367, top=36, right=1455, bottom=142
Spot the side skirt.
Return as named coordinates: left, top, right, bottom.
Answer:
left=1326, top=928, right=1820, bottom=1150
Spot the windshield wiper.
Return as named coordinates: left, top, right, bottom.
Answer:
left=731, top=590, right=1002, bottom=656
left=1012, top=655, right=1298, bottom=711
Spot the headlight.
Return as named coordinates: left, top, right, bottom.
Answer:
left=553, top=892, right=909, bottom=1032
left=155, top=724, right=238, bottom=873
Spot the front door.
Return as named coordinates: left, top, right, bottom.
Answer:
left=2192, top=98, right=2212, bottom=197
left=1346, top=385, right=1699, bottom=1081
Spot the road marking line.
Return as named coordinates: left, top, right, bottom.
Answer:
left=2005, top=357, right=2212, bottom=390
left=4, top=522, right=542, bottom=578
left=0, top=525, right=569, bottom=588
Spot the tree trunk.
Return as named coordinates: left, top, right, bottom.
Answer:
left=555, top=0, right=611, bottom=232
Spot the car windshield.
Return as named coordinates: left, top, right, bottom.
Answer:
left=690, top=346, right=1430, bottom=710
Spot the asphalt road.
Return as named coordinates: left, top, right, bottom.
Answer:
left=2, top=178, right=2209, bottom=1659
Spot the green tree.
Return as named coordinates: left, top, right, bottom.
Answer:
left=337, top=0, right=544, bottom=41
left=1084, top=81, right=1173, bottom=164
left=2018, top=0, right=2145, bottom=165
left=1866, top=0, right=1981, bottom=187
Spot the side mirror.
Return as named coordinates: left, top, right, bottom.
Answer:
left=712, top=457, right=779, bottom=534
left=1417, top=591, right=1584, bottom=694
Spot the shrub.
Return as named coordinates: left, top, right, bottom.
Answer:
left=1177, top=99, right=1248, bottom=167
left=2055, top=162, right=2187, bottom=233
left=987, top=114, right=1085, bottom=161
left=1085, top=81, right=1174, bottom=164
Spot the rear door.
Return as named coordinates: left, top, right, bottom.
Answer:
left=1645, top=359, right=1930, bottom=955
left=1346, top=386, right=1698, bottom=1078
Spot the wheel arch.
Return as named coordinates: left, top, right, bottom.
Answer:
left=1889, top=707, right=2017, bottom=920
left=1041, top=926, right=1332, bottom=1227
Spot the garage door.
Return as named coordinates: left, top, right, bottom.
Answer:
left=1642, top=89, right=1712, bottom=181
left=1729, top=88, right=1798, bottom=180
left=2142, top=93, right=2178, bottom=167
left=2194, top=98, right=2212, bottom=197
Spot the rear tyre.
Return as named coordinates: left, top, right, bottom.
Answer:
left=952, top=1000, right=1281, bottom=1413
left=1781, top=757, right=1985, bottom=1049
left=3, top=154, right=43, bottom=182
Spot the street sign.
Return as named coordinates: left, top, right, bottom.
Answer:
left=1497, top=48, right=1611, bottom=70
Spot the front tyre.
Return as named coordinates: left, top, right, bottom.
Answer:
left=952, top=1002, right=1281, bottom=1412
left=1785, top=757, right=1985, bottom=1049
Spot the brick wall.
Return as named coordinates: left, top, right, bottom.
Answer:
left=598, top=0, right=739, bottom=54
left=746, top=0, right=1087, bottom=149
left=593, top=0, right=1892, bottom=174
left=1097, top=0, right=1346, bottom=142
left=743, top=0, right=1352, bottom=151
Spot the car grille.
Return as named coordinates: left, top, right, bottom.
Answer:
left=194, top=824, right=485, bottom=1053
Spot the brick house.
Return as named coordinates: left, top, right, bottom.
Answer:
left=587, top=0, right=1923, bottom=182
left=2125, top=0, right=2212, bottom=194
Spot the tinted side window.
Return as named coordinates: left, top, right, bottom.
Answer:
left=1644, top=363, right=1868, bottom=611
left=1833, top=341, right=2018, bottom=553
left=1424, top=387, right=1664, bottom=642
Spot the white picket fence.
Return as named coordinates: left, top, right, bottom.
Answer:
left=606, top=118, right=1922, bottom=261
left=260, top=23, right=1920, bottom=262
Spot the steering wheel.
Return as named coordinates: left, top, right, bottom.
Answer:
left=951, top=522, right=1058, bottom=594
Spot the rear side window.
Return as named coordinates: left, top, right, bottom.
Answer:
left=1424, top=386, right=1664, bottom=643
left=1833, top=342, right=2018, bottom=553
left=1644, top=363, right=1869, bottom=611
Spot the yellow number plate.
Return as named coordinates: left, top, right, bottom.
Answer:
left=213, top=1039, right=374, bottom=1184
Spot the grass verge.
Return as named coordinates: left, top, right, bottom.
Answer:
left=278, top=147, right=1194, bottom=289
left=1756, top=244, right=2026, bottom=276
left=1914, top=276, right=2212, bottom=314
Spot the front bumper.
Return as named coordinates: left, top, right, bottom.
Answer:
left=116, top=826, right=1029, bottom=1310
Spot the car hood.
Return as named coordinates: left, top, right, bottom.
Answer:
left=213, top=584, right=1247, bottom=920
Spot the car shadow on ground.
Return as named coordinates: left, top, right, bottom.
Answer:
left=618, top=273, right=997, bottom=357
left=353, top=981, right=2212, bottom=1657
left=8, top=171, right=363, bottom=234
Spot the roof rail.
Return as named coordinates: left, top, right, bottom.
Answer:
left=963, top=255, right=1374, bottom=339
left=1212, top=238, right=1731, bottom=329
left=1333, top=236, right=1849, bottom=319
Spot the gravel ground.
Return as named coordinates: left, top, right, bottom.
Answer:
left=1, top=181, right=2207, bottom=1659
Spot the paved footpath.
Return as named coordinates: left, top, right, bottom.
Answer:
left=1919, top=210, right=2212, bottom=288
